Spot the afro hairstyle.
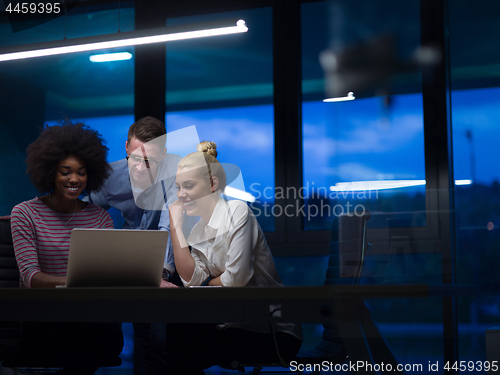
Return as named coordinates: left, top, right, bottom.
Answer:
left=25, top=122, right=111, bottom=194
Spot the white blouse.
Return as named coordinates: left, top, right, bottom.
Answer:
left=183, top=197, right=283, bottom=288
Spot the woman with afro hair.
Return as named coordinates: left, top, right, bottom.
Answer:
left=10, top=122, right=123, bottom=374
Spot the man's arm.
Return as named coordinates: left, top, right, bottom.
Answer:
left=83, top=188, right=111, bottom=210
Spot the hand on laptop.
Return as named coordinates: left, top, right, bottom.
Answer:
left=160, top=280, right=179, bottom=288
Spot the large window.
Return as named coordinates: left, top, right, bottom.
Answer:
left=301, top=0, right=426, bottom=232
left=299, top=0, right=446, bottom=368
left=165, top=8, right=275, bottom=231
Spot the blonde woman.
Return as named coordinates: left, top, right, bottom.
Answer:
left=165, top=141, right=302, bottom=374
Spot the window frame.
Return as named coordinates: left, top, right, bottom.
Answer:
left=135, top=0, right=455, bottom=263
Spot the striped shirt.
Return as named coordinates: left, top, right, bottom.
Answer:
left=11, top=197, right=114, bottom=288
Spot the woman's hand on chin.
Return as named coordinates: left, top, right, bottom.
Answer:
left=169, top=200, right=185, bottom=231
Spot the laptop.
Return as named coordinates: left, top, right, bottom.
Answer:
left=64, top=228, right=168, bottom=288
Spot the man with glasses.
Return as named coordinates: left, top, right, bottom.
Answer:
left=85, top=116, right=181, bottom=375
left=87, top=116, right=180, bottom=274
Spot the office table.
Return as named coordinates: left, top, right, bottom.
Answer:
left=0, top=284, right=433, bottom=323
left=0, top=284, right=473, bottom=374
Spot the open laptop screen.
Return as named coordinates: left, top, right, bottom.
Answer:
left=66, top=229, right=168, bottom=288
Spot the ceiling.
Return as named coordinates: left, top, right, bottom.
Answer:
left=0, top=0, right=498, bottom=120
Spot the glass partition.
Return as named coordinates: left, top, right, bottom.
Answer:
left=449, top=0, right=500, bottom=364
left=4, top=0, right=500, bottom=372
left=299, top=0, right=444, bottom=368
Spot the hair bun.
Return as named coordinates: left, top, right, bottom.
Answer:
left=197, top=141, right=218, bottom=158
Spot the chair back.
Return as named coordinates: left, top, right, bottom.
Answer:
left=0, top=219, right=19, bottom=288
left=319, top=211, right=370, bottom=353
left=326, top=211, right=371, bottom=285
left=0, top=218, right=22, bottom=362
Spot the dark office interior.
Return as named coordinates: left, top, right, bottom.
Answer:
left=1, top=0, right=500, bottom=373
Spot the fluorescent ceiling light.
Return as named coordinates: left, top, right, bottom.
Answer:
left=330, top=179, right=473, bottom=191
left=455, top=179, right=472, bottom=185
left=89, top=52, right=132, bottom=62
left=0, top=19, right=248, bottom=62
left=323, top=92, right=355, bottom=103
left=225, top=186, right=256, bottom=202
left=330, top=180, right=426, bottom=191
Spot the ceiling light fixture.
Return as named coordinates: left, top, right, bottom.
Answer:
left=330, top=179, right=473, bottom=191
left=0, top=19, right=248, bottom=62
left=89, top=52, right=133, bottom=63
left=330, top=180, right=425, bottom=192
left=455, top=179, right=472, bottom=185
left=323, top=91, right=355, bottom=103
